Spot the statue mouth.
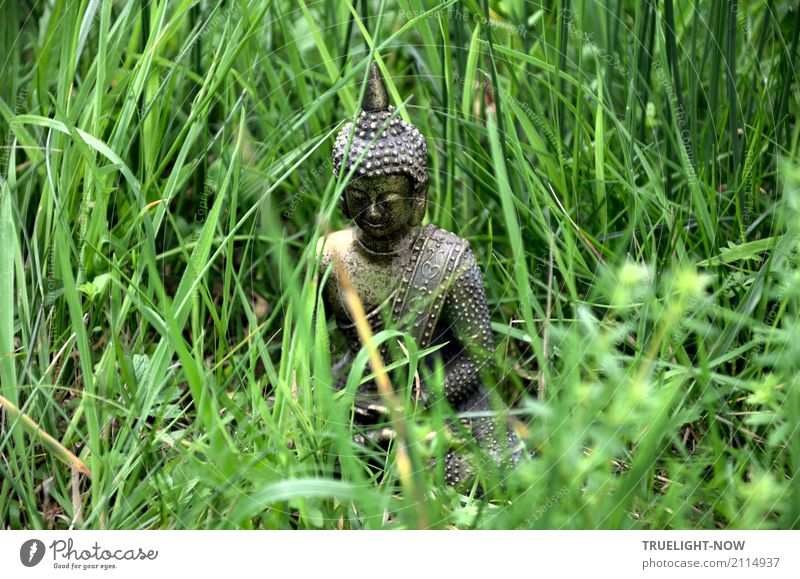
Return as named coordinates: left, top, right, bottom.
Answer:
left=362, top=219, right=387, bottom=229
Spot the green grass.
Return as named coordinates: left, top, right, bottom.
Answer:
left=1, top=0, right=799, bottom=529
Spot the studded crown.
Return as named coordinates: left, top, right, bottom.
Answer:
left=332, top=63, right=428, bottom=192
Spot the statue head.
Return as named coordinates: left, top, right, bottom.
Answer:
left=332, top=63, right=428, bottom=237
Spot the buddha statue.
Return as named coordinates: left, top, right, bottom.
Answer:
left=317, top=62, right=523, bottom=487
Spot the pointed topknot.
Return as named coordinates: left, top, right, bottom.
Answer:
left=333, top=60, right=428, bottom=193
left=362, top=62, right=389, bottom=111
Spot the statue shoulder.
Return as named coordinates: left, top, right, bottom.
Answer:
left=422, top=224, right=477, bottom=268
left=422, top=224, right=470, bottom=247
left=316, top=228, right=356, bottom=270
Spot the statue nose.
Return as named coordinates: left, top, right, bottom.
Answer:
left=368, top=204, right=382, bottom=220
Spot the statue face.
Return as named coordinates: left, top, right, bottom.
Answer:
left=345, top=174, right=415, bottom=239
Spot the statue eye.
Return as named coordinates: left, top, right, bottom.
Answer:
left=383, top=193, right=405, bottom=205
left=349, top=187, right=367, bottom=200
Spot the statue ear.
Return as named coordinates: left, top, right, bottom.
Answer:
left=340, top=191, right=352, bottom=219
left=409, top=182, right=428, bottom=226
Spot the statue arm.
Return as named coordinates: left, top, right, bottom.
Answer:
left=314, top=237, right=359, bottom=390
left=438, top=246, right=496, bottom=409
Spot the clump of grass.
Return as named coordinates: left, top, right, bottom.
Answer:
left=0, top=0, right=798, bottom=529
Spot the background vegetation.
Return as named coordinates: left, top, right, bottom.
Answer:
left=1, top=0, right=798, bottom=529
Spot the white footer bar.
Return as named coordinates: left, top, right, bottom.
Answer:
left=1, top=531, right=798, bottom=578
